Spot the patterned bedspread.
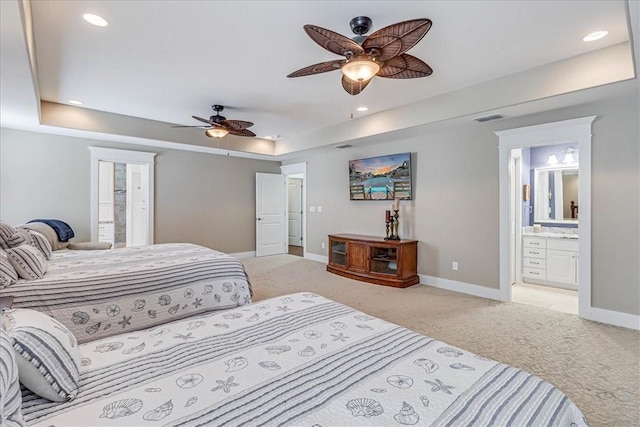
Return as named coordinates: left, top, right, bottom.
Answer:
left=21, top=293, right=587, bottom=426
left=1, top=243, right=252, bottom=343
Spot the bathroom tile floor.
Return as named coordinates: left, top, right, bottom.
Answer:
left=512, top=282, right=578, bottom=315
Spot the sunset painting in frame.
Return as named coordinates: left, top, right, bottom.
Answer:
left=349, top=153, right=412, bottom=200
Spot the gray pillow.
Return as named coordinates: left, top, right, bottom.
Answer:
left=5, top=244, right=48, bottom=280
left=0, top=328, right=25, bottom=426
left=0, top=250, right=18, bottom=289
left=3, top=308, right=80, bottom=402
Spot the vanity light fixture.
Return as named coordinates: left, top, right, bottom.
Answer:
left=562, top=148, right=577, bottom=164
left=583, top=30, right=608, bottom=42
left=83, top=13, right=109, bottom=27
left=546, top=154, right=559, bottom=165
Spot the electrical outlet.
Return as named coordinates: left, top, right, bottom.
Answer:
left=317, top=206, right=322, bottom=213
left=321, top=242, right=325, bottom=249
left=452, top=261, right=459, bottom=271
left=310, top=206, right=316, bottom=212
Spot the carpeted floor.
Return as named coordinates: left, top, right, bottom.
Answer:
left=242, top=254, right=640, bottom=427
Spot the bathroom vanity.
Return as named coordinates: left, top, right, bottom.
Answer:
left=522, top=233, right=578, bottom=290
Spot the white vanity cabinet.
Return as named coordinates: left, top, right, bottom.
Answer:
left=522, top=235, right=578, bottom=289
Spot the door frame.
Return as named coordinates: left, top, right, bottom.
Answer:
left=89, top=147, right=156, bottom=245
left=496, top=116, right=594, bottom=318
left=281, top=162, right=307, bottom=257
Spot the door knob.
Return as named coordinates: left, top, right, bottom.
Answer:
left=257, top=218, right=262, bottom=221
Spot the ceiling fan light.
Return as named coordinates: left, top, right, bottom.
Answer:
left=205, top=127, right=229, bottom=138
left=342, top=56, right=380, bottom=82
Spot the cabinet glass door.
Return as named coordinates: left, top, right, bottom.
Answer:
left=369, top=246, right=398, bottom=275
left=330, top=240, right=347, bottom=266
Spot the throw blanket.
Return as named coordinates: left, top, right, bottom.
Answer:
left=28, top=219, right=74, bottom=241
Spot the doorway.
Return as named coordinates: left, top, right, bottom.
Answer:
left=281, top=163, right=307, bottom=258
left=496, top=116, right=594, bottom=318
left=510, top=143, right=580, bottom=314
left=90, top=147, right=156, bottom=247
left=287, top=176, right=303, bottom=257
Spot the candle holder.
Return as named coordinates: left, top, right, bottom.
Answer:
left=390, top=209, right=400, bottom=240
left=384, top=220, right=391, bottom=240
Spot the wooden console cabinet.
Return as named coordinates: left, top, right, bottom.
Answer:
left=327, top=234, right=419, bottom=288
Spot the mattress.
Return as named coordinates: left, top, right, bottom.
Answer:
left=1, top=243, right=252, bottom=343
left=21, top=292, right=587, bottom=426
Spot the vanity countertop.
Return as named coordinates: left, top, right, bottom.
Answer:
left=523, top=232, right=578, bottom=240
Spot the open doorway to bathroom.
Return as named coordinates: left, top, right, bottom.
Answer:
left=511, top=144, right=579, bottom=314
left=497, top=116, right=594, bottom=319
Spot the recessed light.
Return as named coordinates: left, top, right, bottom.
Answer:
left=68, top=100, right=83, bottom=105
left=583, top=31, right=608, bottom=42
left=83, top=13, right=108, bottom=27
left=356, top=106, right=368, bottom=112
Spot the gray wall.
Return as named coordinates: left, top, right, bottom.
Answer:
left=285, top=89, right=639, bottom=316
left=0, top=129, right=281, bottom=253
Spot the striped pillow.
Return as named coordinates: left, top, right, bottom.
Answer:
left=6, top=230, right=53, bottom=261
left=0, top=250, right=19, bottom=289
left=5, top=244, right=47, bottom=280
left=3, top=308, right=80, bottom=402
left=24, top=231, right=52, bottom=260
left=0, top=221, right=17, bottom=250
left=0, top=328, right=25, bottom=426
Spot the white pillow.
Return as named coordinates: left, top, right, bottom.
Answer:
left=0, top=250, right=18, bottom=288
left=0, top=328, right=25, bottom=426
left=3, top=308, right=81, bottom=402
left=5, top=244, right=47, bottom=280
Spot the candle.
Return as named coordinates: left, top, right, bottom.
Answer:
left=385, top=210, right=391, bottom=222
left=390, top=204, right=394, bottom=212
left=394, top=198, right=400, bottom=210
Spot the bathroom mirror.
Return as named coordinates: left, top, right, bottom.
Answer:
left=534, top=167, right=579, bottom=223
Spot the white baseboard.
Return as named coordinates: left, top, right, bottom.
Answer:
left=419, top=274, right=503, bottom=300
left=580, top=306, right=640, bottom=330
left=420, top=274, right=639, bottom=330
left=305, top=253, right=328, bottom=264
left=230, top=251, right=256, bottom=259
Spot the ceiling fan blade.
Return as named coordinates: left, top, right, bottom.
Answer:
left=192, top=115, right=217, bottom=125
left=341, top=75, right=371, bottom=96
left=363, top=19, right=432, bottom=61
left=192, top=115, right=226, bottom=127
left=222, top=119, right=254, bottom=130
left=287, top=59, right=345, bottom=78
left=228, top=128, right=256, bottom=137
left=377, top=54, right=433, bottom=79
left=303, top=25, right=365, bottom=57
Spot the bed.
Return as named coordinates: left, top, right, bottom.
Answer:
left=19, top=292, right=587, bottom=426
left=0, top=243, right=252, bottom=343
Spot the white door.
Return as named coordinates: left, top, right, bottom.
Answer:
left=256, top=173, right=286, bottom=257
left=287, top=178, right=303, bottom=246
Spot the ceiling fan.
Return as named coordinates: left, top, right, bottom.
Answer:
left=173, top=105, right=256, bottom=138
left=287, top=16, right=433, bottom=95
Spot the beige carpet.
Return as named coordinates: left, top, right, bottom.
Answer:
left=242, top=254, right=640, bottom=427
